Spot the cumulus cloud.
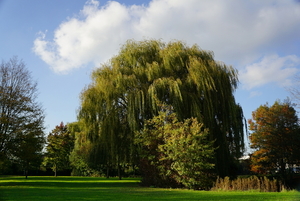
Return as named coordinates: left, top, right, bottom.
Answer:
left=33, top=0, right=134, bottom=73
left=239, top=54, right=300, bottom=89
left=33, top=0, right=300, bottom=76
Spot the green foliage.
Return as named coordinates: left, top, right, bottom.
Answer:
left=249, top=100, right=300, bottom=176
left=0, top=57, right=45, bottom=177
left=68, top=121, right=99, bottom=176
left=12, top=128, right=45, bottom=178
left=136, top=109, right=215, bottom=190
left=78, top=39, right=245, bottom=180
left=43, top=122, right=74, bottom=176
left=212, top=176, right=282, bottom=192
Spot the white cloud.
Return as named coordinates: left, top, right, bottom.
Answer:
left=33, top=0, right=300, bottom=75
left=33, top=0, right=134, bottom=73
left=239, top=54, right=300, bottom=89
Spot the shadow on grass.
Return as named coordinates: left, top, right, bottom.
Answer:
left=0, top=177, right=140, bottom=189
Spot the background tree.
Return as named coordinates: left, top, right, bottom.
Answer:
left=69, top=121, right=98, bottom=176
left=44, top=122, right=74, bottom=176
left=0, top=57, right=45, bottom=176
left=79, top=39, right=245, bottom=178
left=136, top=108, right=215, bottom=190
left=12, top=126, right=45, bottom=179
left=249, top=100, right=300, bottom=178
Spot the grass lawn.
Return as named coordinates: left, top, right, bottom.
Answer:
left=0, top=176, right=299, bottom=201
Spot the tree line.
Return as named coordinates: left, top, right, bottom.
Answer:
left=1, top=40, right=300, bottom=190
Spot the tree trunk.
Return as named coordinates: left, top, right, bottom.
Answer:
left=54, top=164, right=57, bottom=177
left=106, top=164, right=109, bottom=179
left=118, top=164, right=122, bottom=180
left=278, top=158, right=287, bottom=181
left=132, top=164, right=136, bottom=176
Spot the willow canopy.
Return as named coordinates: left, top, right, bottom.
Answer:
left=79, top=39, right=245, bottom=177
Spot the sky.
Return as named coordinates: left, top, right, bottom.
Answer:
left=1, top=0, right=300, bottom=145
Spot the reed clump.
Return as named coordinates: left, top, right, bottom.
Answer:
left=212, top=176, right=283, bottom=192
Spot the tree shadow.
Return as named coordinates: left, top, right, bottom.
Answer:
left=0, top=177, right=140, bottom=189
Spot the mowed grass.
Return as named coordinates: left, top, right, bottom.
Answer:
left=0, top=176, right=299, bottom=201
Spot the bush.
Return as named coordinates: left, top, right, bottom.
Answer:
left=137, top=111, right=215, bottom=190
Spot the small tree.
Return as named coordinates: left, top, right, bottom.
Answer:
left=249, top=100, right=300, bottom=178
left=136, top=108, right=215, bottom=190
left=44, top=122, right=74, bottom=176
left=13, top=127, right=45, bottom=179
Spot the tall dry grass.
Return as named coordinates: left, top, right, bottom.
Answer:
left=212, top=176, right=283, bottom=192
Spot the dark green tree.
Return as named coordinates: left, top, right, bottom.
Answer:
left=79, top=39, right=245, bottom=178
left=249, top=100, right=300, bottom=178
left=12, top=126, right=45, bottom=179
left=0, top=57, right=45, bottom=177
left=44, top=122, right=74, bottom=176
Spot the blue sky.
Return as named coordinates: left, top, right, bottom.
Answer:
left=1, top=0, right=300, bottom=144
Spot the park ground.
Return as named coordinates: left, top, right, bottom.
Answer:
left=0, top=176, right=299, bottom=201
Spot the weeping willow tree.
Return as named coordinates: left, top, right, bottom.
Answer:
left=78, top=39, right=245, bottom=177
